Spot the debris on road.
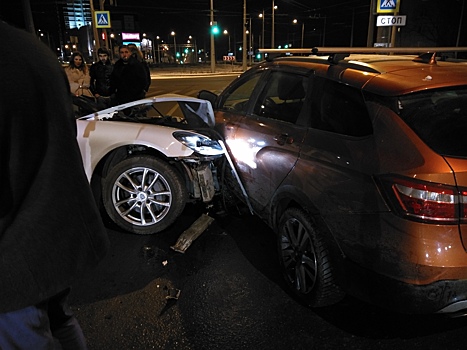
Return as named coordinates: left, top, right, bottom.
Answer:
left=166, top=288, right=181, bottom=300
left=171, top=213, right=214, bottom=253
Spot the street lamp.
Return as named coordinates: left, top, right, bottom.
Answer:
left=171, top=31, right=177, bottom=63
left=156, top=35, right=161, bottom=63
left=271, top=1, right=278, bottom=48
left=259, top=10, right=265, bottom=49
left=223, top=30, right=231, bottom=53
left=109, top=33, right=115, bottom=60
left=210, top=0, right=216, bottom=73
left=293, top=19, right=305, bottom=48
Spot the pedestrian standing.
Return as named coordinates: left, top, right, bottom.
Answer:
left=90, top=47, right=114, bottom=108
left=109, top=45, right=148, bottom=105
left=128, top=43, right=152, bottom=93
left=90, top=47, right=113, bottom=97
left=0, top=20, right=109, bottom=349
left=65, top=51, right=93, bottom=97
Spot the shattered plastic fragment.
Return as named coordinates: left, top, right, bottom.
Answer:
left=166, top=288, right=181, bottom=300
left=171, top=213, right=215, bottom=253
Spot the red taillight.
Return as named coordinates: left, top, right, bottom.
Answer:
left=462, top=190, right=467, bottom=222
left=378, top=176, right=465, bottom=223
left=393, top=181, right=457, bottom=221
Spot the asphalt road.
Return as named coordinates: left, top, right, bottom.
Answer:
left=68, top=203, right=467, bottom=350
left=147, top=64, right=241, bottom=98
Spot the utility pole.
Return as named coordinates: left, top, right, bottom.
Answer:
left=89, top=0, right=101, bottom=60
left=243, top=0, right=247, bottom=71
left=210, top=0, right=216, bottom=73
left=99, top=0, right=110, bottom=50
left=456, top=0, right=465, bottom=57
left=367, top=0, right=376, bottom=47
left=271, top=0, right=275, bottom=48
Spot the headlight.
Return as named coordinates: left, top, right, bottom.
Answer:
left=172, top=131, right=224, bottom=156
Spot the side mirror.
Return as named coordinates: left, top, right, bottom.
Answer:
left=198, top=90, right=218, bottom=107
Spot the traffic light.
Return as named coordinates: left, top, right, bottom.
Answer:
left=211, top=21, right=219, bottom=35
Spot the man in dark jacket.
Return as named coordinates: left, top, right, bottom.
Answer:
left=109, top=45, right=148, bottom=105
left=90, top=47, right=113, bottom=98
left=0, top=21, right=109, bottom=349
left=128, top=43, right=152, bottom=93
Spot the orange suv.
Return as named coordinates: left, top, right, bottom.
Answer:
left=201, top=47, right=467, bottom=315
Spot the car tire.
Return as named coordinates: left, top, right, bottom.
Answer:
left=103, top=156, right=187, bottom=235
left=277, top=207, right=345, bottom=307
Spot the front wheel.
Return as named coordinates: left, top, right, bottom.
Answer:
left=103, top=156, right=187, bottom=235
left=277, top=208, right=345, bottom=307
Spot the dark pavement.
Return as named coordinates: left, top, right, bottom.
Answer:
left=69, top=204, right=467, bottom=350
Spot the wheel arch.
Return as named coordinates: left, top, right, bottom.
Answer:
left=89, top=144, right=189, bottom=204
left=269, top=184, right=321, bottom=230
left=269, top=184, right=345, bottom=257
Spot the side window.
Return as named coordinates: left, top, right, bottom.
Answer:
left=253, top=71, right=307, bottom=124
left=311, top=78, right=373, bottom=137
left=219, top=72, right=262, bottom=113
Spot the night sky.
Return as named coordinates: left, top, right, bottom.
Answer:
left=2, top=1, right=466, bottom=54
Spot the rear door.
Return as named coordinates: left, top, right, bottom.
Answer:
left=217, top=68, right=310, bottom=212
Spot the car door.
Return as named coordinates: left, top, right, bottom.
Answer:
left=218, top=68, right=310, bottom=212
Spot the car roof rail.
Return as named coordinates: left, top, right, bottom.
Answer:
left=258, top=47, right=467, bottom=65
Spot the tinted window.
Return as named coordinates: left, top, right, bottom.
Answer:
left=310, top=78, right=373, bottom=137
left=397, top=87, right=467, bottom=156
left=219, top=72, right=262, bottom=113
left=253, top=71, right=307, bottom=124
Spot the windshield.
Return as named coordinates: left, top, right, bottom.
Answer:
left=397, top=87, right=467, bottom=157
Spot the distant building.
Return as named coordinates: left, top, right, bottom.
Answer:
left=63, top=0, right=92, bottom=29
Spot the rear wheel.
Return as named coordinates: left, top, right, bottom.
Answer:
left=277, top=207, right=345, bottom=307
left=103, top=156, right=187, bottom=235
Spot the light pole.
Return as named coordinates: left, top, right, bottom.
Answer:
left=259, top=10, right=265, bottom=49
left=223, top=30, right=231, bottom=53
left=171, top=31, right=177, bottom=63
left=293, top=19, right=305, bottom=48
left=210, top=0, right=216, bottom=73
left=243, top=0, right=247, bottom=71
left=156, top=36, right=161, bottom=64
left=271, top=1, right=278, bottom=48
left=109, top=33, right=115, bottom=60
left=187, top=35, right=197, bottom=63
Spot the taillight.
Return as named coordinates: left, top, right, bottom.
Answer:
left=462, top=190, right=467, bottom=222
left=377, top=176, right=466, bottom=224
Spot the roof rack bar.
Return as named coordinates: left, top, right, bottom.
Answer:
left=258, top=47, right=467, bottom=55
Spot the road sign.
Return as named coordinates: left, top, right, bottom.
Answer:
left=223, top=56, right=236, bottom=61
left=377, top=0, right=401, bottom=13
left=95, top=11, right=111, bottom=28
left=377, top=15, right=407, bottom=26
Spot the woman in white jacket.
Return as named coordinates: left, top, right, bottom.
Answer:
left=65, top=51, right=93, bottom=97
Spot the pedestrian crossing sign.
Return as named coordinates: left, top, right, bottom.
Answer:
left=95, top=11, right=111, bottom=28
left=377, top=0, right=400, bottom=13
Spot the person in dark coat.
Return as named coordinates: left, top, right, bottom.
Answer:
left=109, top=44, right=148, bottom=105
left=90, top=47, right=113, bottom=98
left=0, top=21, right=109, bottom=349
left=128, top=43, right=151, bottom=93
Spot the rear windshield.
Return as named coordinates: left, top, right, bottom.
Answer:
left=397, top=87, right=467, bottom=157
